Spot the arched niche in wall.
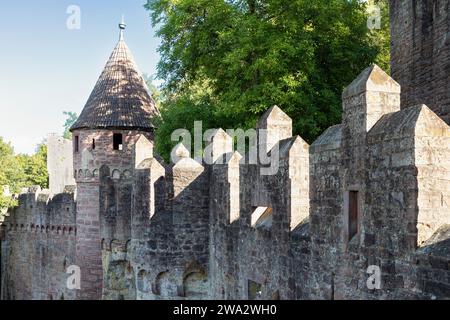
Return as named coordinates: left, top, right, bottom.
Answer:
left=137, top=269, right=149, bottom=293
left=122, top=170, right=132, bottom=180
left=101, top=238, right=107, bottom=251
left=104, top=260, right=136, bottom=300
left=153, top=271, right=174, bottom=298
left=112, top=169, right=121, bottom=180
left=99, top=165, right=111, bottom=181
left=183, top=271, right=208, bottom=299
left=110, top=239, right=123, bottom=253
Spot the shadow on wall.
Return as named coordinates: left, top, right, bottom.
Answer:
left=414, top=225, right=450, bottom=299
left=100, top=156, right=210, bottom=300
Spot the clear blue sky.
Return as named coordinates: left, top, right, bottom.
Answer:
left=0, top=0, right=161, bottom=154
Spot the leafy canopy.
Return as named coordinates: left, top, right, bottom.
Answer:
left=145, top=0, right=390, bottom=160
left=0, top=138, right=49, bottom=212
left=63, top=111, right=78, bottom=139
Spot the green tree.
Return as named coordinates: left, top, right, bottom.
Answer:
left=19, top=144, right=49, bottom=189
left=63, top=111, right=78, bottom=139
left=370, top=0, right=390, bottom=73
left=0, top=138, right=49, bottom=212
left=0, top=138, right=22, bottom=209
left=143, top=73, right=164, bottom=110
left=145, top=0, right=390, bottom=160
left=153, top=80, right=218, bottom=161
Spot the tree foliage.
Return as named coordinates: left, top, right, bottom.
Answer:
left=369, top=0, right=390, bottom=73
left=144, top=74, right=164, bottom=111
left=16, top=144, right=49, bottom=189
left=0, top=138, right=22, bottom=209
left=145, top=0, right=391, bottom=160
left=0, top=138, right=48, bottom=212
left=63, top=111, right=78, bottom=139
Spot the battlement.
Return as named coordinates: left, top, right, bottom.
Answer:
left=0, top=186, right=77, bottom=300
left=4, top=67, right=450, bottom=299
left=2, top=17, right=450, bottom=297
left=2, top=186, right=76, bottom=227
left=2, top=186, right=76, bottom=242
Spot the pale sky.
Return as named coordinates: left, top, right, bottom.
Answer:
left=0, top=0, right=161, bottom=154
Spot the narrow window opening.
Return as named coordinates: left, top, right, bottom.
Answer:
left=348, top=191, right=359, bottom=241
left=113, top=133, right=123, bottom=151
left=92, top=139, right=96, bottom=150
left=74, top=135, right=79, bottom=153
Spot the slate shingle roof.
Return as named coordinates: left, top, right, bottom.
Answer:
left=70, top=38, right=159, bottom=132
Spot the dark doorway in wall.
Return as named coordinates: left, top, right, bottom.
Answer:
left=348, top=191, right=359, bottom=241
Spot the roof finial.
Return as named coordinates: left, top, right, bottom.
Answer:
left=119, top=15, right=126, bottom=40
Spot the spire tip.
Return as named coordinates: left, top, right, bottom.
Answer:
left=119, top=15, right=126, bottom=40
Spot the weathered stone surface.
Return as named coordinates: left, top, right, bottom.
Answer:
left=390, top=0, right=450, bottom=125
left=47, top=134, right=76, bottom=195
left=2, top=7, right=450, bottom=300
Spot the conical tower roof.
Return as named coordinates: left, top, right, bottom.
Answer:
left=71, top=22, right=159, bottom=132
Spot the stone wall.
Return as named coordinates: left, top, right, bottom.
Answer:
left=1, top=68, right=450, bottom=300
left=2, top=98, right=450, bottom=301
left=0, top=187, right=76, bottom=300
left=209, top=111, right=310, bottom=300
left=390, top=0, right=450, bottom=124
left=308, top=124, right=342, bottom=299
left=100, top=141, right=211, bottom=300
left=307, top=66, right=450, bottom=300
left=72, top=129, right=153, bottom=300
left=47, top=134, right=75, bottom=195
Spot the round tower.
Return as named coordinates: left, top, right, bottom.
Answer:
left=69, top=21, right=159, bottom=300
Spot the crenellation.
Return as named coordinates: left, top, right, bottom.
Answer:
left=2, top=9, right=450, bottom=300
left=204, top=129, right=234, bottom=164
left=0, top=188, right=77, bottom=300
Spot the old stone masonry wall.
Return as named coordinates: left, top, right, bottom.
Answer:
left=0, top=187, right=77, bottom=300
left=1, top=1, right=450, bottom=300
left=390, top=0, right=450, bottom=125
left=1, top=65, right=450, bottom=299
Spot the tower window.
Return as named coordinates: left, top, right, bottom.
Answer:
left=348, top=191, right=359, bottom=241
left=92, top=139, right=96, bottom=150
left=74, top=135, right=79, bottom=153
left=113, top=133, right=123, bottom=151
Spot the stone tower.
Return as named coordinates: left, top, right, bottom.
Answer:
left=70, top=21, right=159, bottom=299
left=390, top=0, right=450, bottom=124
